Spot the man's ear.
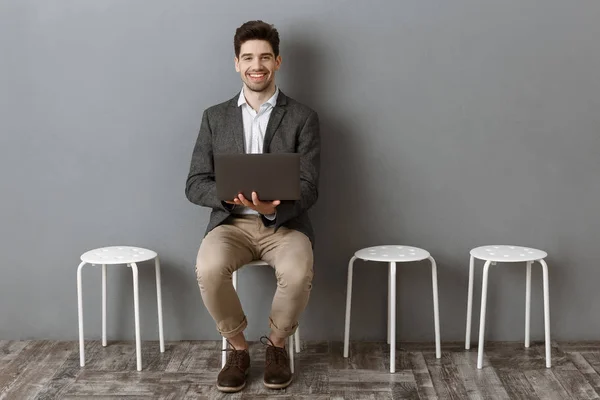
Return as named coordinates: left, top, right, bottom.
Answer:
left=275, top=55, right=282, bottom=71
left=234, top=57, right=240, bottom=72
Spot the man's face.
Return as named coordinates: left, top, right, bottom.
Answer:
left=235, top=40, right=281, bottom=93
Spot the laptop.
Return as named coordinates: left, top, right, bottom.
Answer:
left=214, top=153, right=301, bottom=201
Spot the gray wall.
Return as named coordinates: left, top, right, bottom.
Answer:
left=1, top=0, right=599, bottom=343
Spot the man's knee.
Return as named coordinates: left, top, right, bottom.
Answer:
left=195, top=249, right=235, bottom=291
left=275, top=255, right=314, bottom=292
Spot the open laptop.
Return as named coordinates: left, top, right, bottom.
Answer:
left=214, top=153, right=301, bottom=201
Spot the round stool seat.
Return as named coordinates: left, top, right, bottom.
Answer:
left=355, top=245, right=430, bottom=262
left=80, top=246, right=157, bottom=265
left=470, top=245, right=547, bottom=263
left=245, top=260, right=269, bottom=267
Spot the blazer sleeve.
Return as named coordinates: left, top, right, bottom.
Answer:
left=274, top=110, right=321, bottom=226
left=185, top=110, right=231, bottom=211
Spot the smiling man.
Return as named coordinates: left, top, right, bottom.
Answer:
left=185, top=20, right=320, bottom=392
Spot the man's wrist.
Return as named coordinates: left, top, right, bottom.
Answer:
left=262, top=210, right=277, bottom=221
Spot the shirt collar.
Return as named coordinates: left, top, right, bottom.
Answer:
left=238, top=86, right=279, bottom=108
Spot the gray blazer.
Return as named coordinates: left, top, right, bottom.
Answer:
left=185, top=90, right=320, bottom=246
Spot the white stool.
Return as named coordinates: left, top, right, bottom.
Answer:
left=77, top=246, right=165, bottom=371
left=465, top=245, right=551, bottom=369
left=343, top=246, right=441, bottom=373
left=221, top=260, right=301, bottom=373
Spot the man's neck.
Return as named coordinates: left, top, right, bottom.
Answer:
left=243, top=84, right=276, bottom=112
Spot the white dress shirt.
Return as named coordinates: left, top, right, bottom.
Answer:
left=231, top=87, right=279, bottom=219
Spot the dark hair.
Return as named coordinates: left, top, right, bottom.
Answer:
left=234, top=20, right=280, bottom=58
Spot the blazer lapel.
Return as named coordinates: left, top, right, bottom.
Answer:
left=227, top=97, right=245, bottom=154
left=262, top=91, right=288, bottom=153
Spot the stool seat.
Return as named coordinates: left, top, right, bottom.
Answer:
left=355, top=245, right=430, bottom=262
left=470, top=245, right=547, bottom=262
left=81, top=246, right=157, bottom=264
left=244, top=260, right=269, bottom=267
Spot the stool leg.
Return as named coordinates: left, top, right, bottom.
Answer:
left=387, top=266, right=391, bottom=345
left=539, top=259, right=551, bottom=368
left=477, top=260, right=493, bottom=369
left=77, top=261, right=87, bottom=367
left=525, top=261, right=532, bottom=348
left=129, top=263, right=142, bottom=371
left=155, top=257, right=165, bottom=353
left=221, top=337, right=227, bottom=369
left=429, top=257, right=441, bottom=359
left=390, top=261, right=397, bottom=373
left=289, top=335, right=295, bottom=374
left=295, top=326, right=301, bottom=353
left=465, top=255, right=475, bottom=350
left=343, top=256, right=357, bottom=358
left=102, top=264, right=107, bottom=347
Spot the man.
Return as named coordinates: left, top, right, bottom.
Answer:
left=185, top=20, right=320, bottom=392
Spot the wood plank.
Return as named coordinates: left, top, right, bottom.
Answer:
left=164, top=341, right=192, bottom=372
left=183, top=383, right=239, bottom=400
left=137, top=341, right=175, bottom=372
left=284, top=362, right=329, bottom=395
left=391, top=381, right=420, bottom=400
left=329, top=369, right=415, bottom=384
left=298, top=340, right=329, bottom=356
left=494, top=369, right=539, bottom=400
left=455, top=351, right=511, bottom=400
left=83, top=341, right=136, bottom=371
left=553, top=368, right=600, bottom=400
left=551, top=353, right=600, bottom=400
left=61, top=380, right=187, bottom=397
left=62, top=396, right=151, bottom=400
left=0, top=340, right=54, bottom=396
left=328, top=368, right=413, bottom=399
left=328, top=341, right=353, bottom=370
left=582, top=352, right=600, bottom=376
left=559, top=342, right=600, bottom=352
left=450, top=352, right=484, bottom=400
left=152, top=383, right=190, bottom=400
left=178, top=341, right=221, bottom=372
left=423, top=350, right=470, bottom=400
left=330, top=391, right=393, bottom=399
left=525, top=369, right=571, bottom=400
left=567, top=352, right=600, bottom=395
left=408, top=352, right=438, bottom=400
left=0, top=341, right=29, bottom=364
left=34, top=342, right=100, bottom=400
left=2, top=342, right=73, bottom=400
left=330, top=342, right=387, bottom=371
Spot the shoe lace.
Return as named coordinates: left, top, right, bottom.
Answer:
left=260, top=336, right=288, bottom=366
left=222, top=340, right=247, bottom=369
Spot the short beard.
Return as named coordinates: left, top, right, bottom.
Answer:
left=244, top=81, right=271, bottom=93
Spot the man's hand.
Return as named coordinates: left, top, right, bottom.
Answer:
left=228, top=192, right=280, bottom=215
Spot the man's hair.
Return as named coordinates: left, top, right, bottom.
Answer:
left=234, top=20, right=280, bottom=58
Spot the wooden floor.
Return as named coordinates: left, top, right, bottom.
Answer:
left=2, top=340, right=600, bottom=399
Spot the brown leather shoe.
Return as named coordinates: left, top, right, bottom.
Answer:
left=217, top=342, right=250, bottom=393
left=261, top=336, right=293, bottom=389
